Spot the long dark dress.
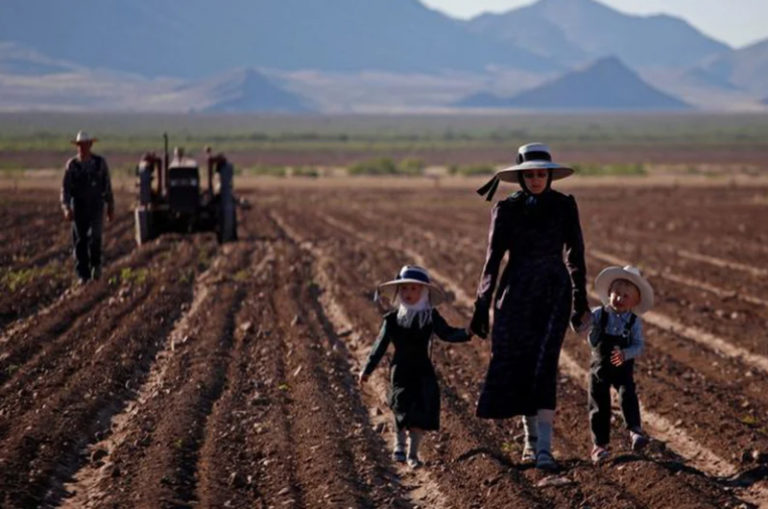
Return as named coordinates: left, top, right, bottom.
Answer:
left=475, top=189, right=588, bottom=419
left=362, top=309, right=470, bottom=430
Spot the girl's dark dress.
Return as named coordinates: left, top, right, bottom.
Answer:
left=362, top=308, right=470, bottom=430
left=475, top=189, right=588, bottom=418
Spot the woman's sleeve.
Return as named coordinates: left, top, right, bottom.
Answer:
left=362, top=319, right=391, bottom=375
left=476, top=201, right=508, bottom=306
left=564, top=196, right=589, bottom=317
left=432, top=310, right=470, bottom=343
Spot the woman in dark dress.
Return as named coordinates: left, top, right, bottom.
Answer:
left=360, top=265, right=471, bottom=468
left=470, top=143, right=590, bottom=471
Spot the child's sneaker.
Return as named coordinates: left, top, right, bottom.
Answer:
left=393, top=449, right=406, bottom=463
left=521, top=442, right=536, bottom=463
left=630, top=430, right=649, bottom=452
left=591, top=445, right=610, bottom=464
left=407, top=455, right=423, bottom=469
left=535, top=450, right=558, bottom=472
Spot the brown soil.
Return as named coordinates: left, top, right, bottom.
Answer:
left=1, top=183, right=767, bottom=508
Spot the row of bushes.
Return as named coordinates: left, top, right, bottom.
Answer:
left=235, top=160, right=649, bottom=178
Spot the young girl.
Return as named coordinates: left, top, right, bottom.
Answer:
left=359, top=265, right=471, bottom=468
left=471, top=142, right=589, bottom=471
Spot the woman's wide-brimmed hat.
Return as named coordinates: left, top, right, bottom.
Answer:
left=376, top=265, right=446, bottom=305
left=70, top=130, right=98, bottom=145
left=477, top=143, right=574, bottom=201
left=595, top=265, right=654, bottom=315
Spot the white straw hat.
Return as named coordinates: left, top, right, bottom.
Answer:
left=594, top=265, right=654, bottom=315
left=376, top=265, right=446, bottom=306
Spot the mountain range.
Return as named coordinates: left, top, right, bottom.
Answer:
left=466, top=0, right=727, bottom=69
left=1, top=0, right=767, bottom=112
left=456, top=57, right=690, bottom=110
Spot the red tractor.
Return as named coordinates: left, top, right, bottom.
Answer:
left=134, top=134, right=237, bottom=245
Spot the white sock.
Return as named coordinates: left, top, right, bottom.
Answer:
left=536, top=409, right=555, bottom=454
left=408, top=430, right=423, bottom=459
left=523, top=415, right=538, bottom=448
left=394, top=428, right=406, bottom=452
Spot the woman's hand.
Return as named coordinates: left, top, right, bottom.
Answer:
left=571, top=310, right=591, bottom=334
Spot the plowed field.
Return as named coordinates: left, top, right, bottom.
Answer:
left=1, top=183, right=767, bottom=508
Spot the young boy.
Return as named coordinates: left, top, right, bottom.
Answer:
left=359, top=265, right=471, bottom=468
left=586, top=265, right=654, bottom=464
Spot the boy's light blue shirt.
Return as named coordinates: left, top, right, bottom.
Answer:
left=587, top=306, right=645, bottom=361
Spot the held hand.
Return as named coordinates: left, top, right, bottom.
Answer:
left=106, top=207, right=114, bottom=223
left=465, top=326, right=474, bottom=340
left=63, top=208, right=73, bottom=222
left=610, top=347, right=625, bottom=367
left=571, top=310, right=591, bottom=334
left=358, top=372, right=369, bottom=386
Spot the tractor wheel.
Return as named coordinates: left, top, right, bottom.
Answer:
left=134, top=208, right=153, bottom=246
left=218, top=204, right=236, bottom=243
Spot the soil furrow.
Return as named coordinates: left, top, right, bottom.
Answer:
left=0, top=238, right=207, bottom=507
left=193, top=245, right=278, bottom=508
left=87, top=243, right=251, bottom=507
left=0, top=239, right=185, bottom=391
left=270, top=211, right=428, bottom=507
left=58, top=242, right=248, bottom=508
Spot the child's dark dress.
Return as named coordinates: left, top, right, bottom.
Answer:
left=362, top=308, right=470, bottom=430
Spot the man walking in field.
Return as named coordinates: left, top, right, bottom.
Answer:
left=60, top=130, right=115, bottom=284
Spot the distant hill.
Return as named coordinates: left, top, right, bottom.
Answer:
left=467, top=0, right=729, bottom=69
left=197, top=69, right=312, bottom=113
left=692, top=38, right=768, bottom=94
left=456, top=57, right=691, bottom=110
left=0, top=0, right=553, bottom=78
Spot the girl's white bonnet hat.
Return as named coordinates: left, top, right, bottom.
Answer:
left=376, top=265, right=446, bottom=305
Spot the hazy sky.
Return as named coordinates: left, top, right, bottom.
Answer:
left=421, top=0, right=768, bottom=48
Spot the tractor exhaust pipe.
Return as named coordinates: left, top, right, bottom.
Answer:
left=162, top=132, right=169, bottom=197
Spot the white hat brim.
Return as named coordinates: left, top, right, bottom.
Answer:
left=377, top=279, right=446, bottom=306
left=495, top=161, right=574, bottom=182
left=594, top=267, right=654, bottom=315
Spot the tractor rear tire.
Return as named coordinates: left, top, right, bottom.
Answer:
left=218, top=205, right=237, bottom=243
left=135, top=208, right=153, bottom=246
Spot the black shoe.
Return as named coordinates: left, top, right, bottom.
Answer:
left=393, top=450, right=406, bottom=463
left=92, top=266, right=102, bottom=280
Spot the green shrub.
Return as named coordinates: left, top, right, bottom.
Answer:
left=448, top=164, right=496, bottom=176
left=398, top=158, right=425, bottom=175
left=348, top=157, right=399, bottom=176
left=245, top=165, right=288, bottom=177
left=572, top=163, right=646, bottom=176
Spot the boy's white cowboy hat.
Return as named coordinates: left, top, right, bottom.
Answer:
left=595, top=265, right=654, bottom=315
left=477, top=143, right=574, bottom=200
left=376, top=265, right=446, bottom=305
left=71, top=130, right=98, bottom=144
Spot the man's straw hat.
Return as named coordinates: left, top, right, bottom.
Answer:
left=71, top=130, right=98, bottom=144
